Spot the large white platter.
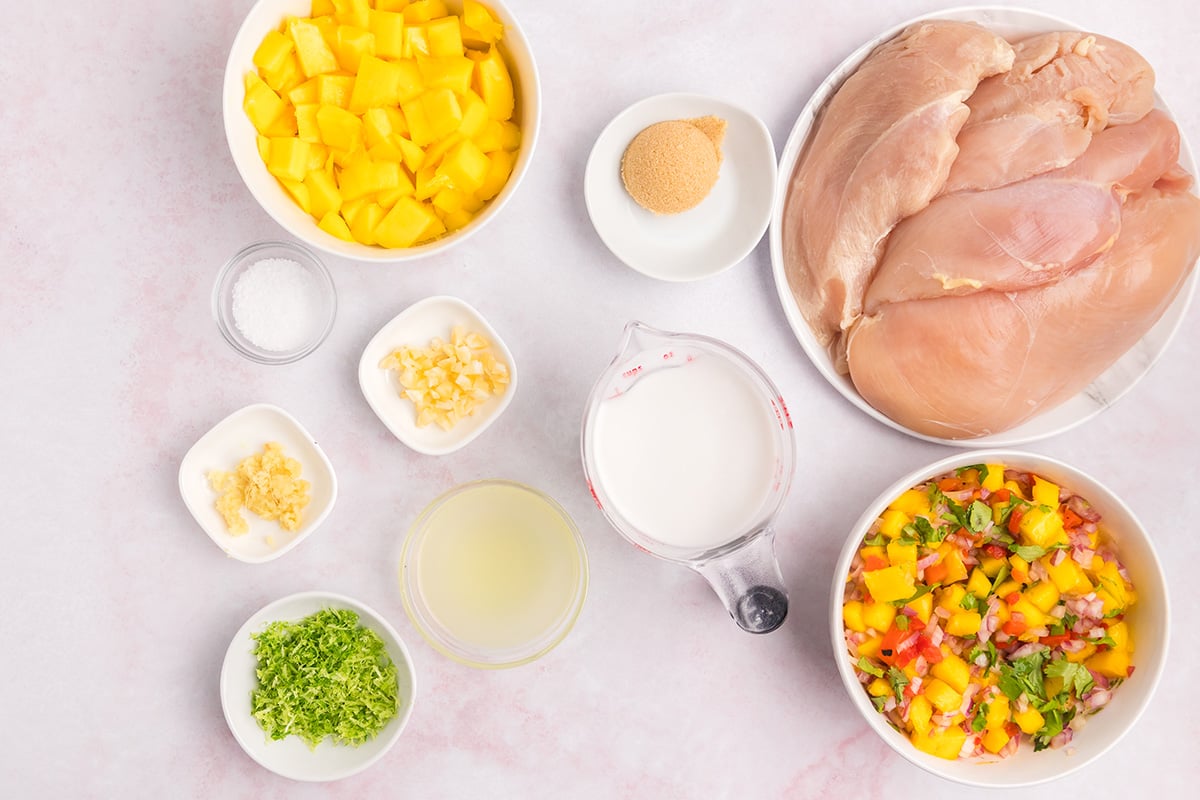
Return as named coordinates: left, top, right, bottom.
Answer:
left=768, top=6, right=1199, bottom=446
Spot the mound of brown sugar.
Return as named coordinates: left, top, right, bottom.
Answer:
left=620, top=116, right=726, bottom=214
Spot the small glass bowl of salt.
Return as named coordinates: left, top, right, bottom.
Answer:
left=213, top=240, right=337, bottom=365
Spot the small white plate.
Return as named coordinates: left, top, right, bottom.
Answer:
left=219, top=591, right=417, bottom=782
left=178, top=403, right=337, bottom=563
left=584, top=92, right=777, bottom=281
left=769, top=6, right=1199, bottom=446
left=359, top=295, right=518, bottom=455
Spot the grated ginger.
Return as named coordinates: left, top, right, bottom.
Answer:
left=379, top=326, right=510, bottom=430
left=208, top=442, right=311, bottom=536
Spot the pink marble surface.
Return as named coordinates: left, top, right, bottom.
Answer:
left=3, top=0, right=1198, bottom=796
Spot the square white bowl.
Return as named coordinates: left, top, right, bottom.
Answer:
left=359, top=295, right=517, bottom=455
left=179, top=403, right=337, bottom=563
left=220, top=591, right=417, bottom=781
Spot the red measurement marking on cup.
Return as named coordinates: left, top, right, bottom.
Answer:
left=621, top=364, right=644, bottom=379
left=776, top=396, right=793, bottom=429
left=662, top=350, right=674, bottom=360
left=587, top=480, right=602, bottom=510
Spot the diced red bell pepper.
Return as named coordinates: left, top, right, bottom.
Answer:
left=938, top=477, right=964, bottom=492
left=1062, top=508, right=1085, bottom=530
left=991, top=488, right=1011, bottom=504
left=1001, top=619, right=1027, bottom=636
left=984, top=544, right=1007, bottom=560
left=1040, top=634, right=1071, bottom=648
left=864, top=554, right=888, bottom=572
left=1007, top=506, right=1025, bottom=535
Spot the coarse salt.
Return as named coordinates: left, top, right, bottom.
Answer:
left=231, top=257, right=322, bottom=352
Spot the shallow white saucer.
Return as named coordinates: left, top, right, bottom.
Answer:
left=585, top=92, right=777, bottom=282
left=358, top=295, right=517, bottom=455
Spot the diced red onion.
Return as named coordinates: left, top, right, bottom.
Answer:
left=896, top=633, right=919, bottom=652
left=1050, top=728, right=1074, bottom=749
left=930, top=625, right=945, bottom=647
left=1083, top=688, right=1112, bottom=712
left=1067, top=494, right=1101, bottom=523
left=1009, top=642, right=1048, bottom=660
left=1051, top=548, right=1068, bottom=567
left=1072, top=547, right=1095, bottom=567
left=917, top=553, right=940, bottom=571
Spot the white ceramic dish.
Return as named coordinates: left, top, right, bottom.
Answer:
left=222, top=0, right=540, bottom=263
left=769, top=6, right=1199, bottom=446
left=220, top=591, right=416, bottom=782
left=584, top=92, right=777, bottom=281
left=830, top=450, right=1169, bottom=787
left=359, top=295, right=517, bottom=454
left=178, top=403, right=337, bottom=563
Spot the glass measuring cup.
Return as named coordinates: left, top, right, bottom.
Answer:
left=580, top=322, right=795, bottom=633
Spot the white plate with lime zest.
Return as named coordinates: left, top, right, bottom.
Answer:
left=219, top=591, right=416, bottom=782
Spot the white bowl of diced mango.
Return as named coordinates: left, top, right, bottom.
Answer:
left=223, top=0, right=538, bottom=261
left=830, top=450, right=1169, bottom=787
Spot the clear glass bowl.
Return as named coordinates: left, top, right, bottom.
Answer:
left=212, top=240, right=337, bottom=365
left=399, top=480, right=588, bottom=669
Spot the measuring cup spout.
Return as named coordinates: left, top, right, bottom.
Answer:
left=691, top=529, right=789, bottom=634
left=614, top=320, right=669, bottom=362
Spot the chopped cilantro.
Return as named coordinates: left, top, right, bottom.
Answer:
left=958, top=464, right=989, bottom=483
left=895, top=615, right=909, bottom=631
left=959, top=592, right=980, bottom=612
left=889, top=582, right=939, bottom=608
left=887, top=666, right=909, bottom=698
left=1009, top=543, right=1050, bottom=561
left=997, top=649, right=1049, bottom=702
left=857, top=656, right=884, bottom=678
left=872, top=695, right=888, bottom=712
left=903, top=516, right=938, bottom=544
left=863, top=532, right=886, bottom=547
left=1046, top=658, right=1094, bottom=698
left=967, top=640, right=998, bottom=669
left=250, top=608, right=400, bottom=749
left=1063, top=612, right=1079, bottom=629
left=971, top=709, right=989, bottom=732
left=990, top=563, right=1011, bottom=592
left=967, top=500, right=991, bottom=532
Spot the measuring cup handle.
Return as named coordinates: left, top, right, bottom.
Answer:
left=692, top=528, right=789, bottom=634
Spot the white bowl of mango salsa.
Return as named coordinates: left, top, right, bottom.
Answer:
left=223, top=0, right=539, bottom=261
left=832, top=450, right=1168, bottom=787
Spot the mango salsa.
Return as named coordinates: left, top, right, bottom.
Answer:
left=843, top=463, right=1137, bottom=762
left=243, top=0, right=521, bottom=248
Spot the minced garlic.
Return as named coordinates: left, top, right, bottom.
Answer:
left=208, top=442, right=310, bottom=536
left=379, top=326, right=510, bottom=430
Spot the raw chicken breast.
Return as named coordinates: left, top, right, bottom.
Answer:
left=864, top=110, right=1180, bottom=311
left=781, top=21, right=1014, bottom=352
left=944, top=32, right=1155, bottom=193
left=845, top=182, right=1200, bottom=439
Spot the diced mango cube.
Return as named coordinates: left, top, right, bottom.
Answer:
left=889, top=489, right=931, bottom=517
left=862, top=566, right=914, bottom=604
left=266, top=137, right=312, bottom=182
left=982, top=464, right=1005, bottom=491
left=348, top=201, right=386, bottom=245
left=1107, top=620, right=1132, bottom=651
left=1009, top=554, right=1030, bottom=585
left=394, top=135, right=425, bottom=172
left=982, top=727, right=1010, bottom=754
left=295, top=103, right=321, bottom=143
left=288, top=77, right=320, bottom=105
left=348, top=55, right=402, bottom=111
left=1024, top=580, right=1060, bottom=614
left=1020, top=507, right=1068, bottom=548
left=912, top=727, right=967, bottom=760
left=403, top=0, right=449, bottom=23
left=843, top=601, right=867, bottom=633
left=463, top=0, right=504, bottom=44
left=922, top=679, right=962, bottom=713
left=338, top=159, right=405, bottom=201
left=243, top=73, right=288, bottom=134
left=886, top=540, right=917, bottom=567
left=985, top=695, right=1010, bottom=730
left=966, top=568, right=992, bottom=598
left=437, top=138, right=488, bottom=193
left=316, top=104, right=364, bottom=151
left=418, top=54, right=474, bottom=95
left=862, top=601, right=896, bottom=633
left=908, top=694, right=933, bottom=737
left=317, top=210, right=354, bottom=240
left=333, top=0, right=370, bottom=29
left=1042, top=554, right=1093, bottom=595
left=375, top=196, right=437, bottom=248
left=370, top=10, right=406, bottom=59
left=304, top=169, right=342, bottom=218
left=315, top=73, right=355, bottom=108
left=1013, top=706, right=1044, bottom=735
left=289, top=17, right=341, bottom=78
left=1032, top=477, right=1061, bottom=509
left=403, top=24, right=430, bottom=58
left=867, top=677, right=890, bottom=697
left=334, top=24, right=375, bottom=72
left=1086, top=648, right=1131, bottom=679
left=280, top=178, right=310, bottom=212
left=937, top=584, right=967, bottom=611
left=906, top=592, right=933, bottom=624
left=878, top=509, right=910, bottom=540
left=254, top=29, right=295, bottom=74
left=857, top=636, right=882, bottom=660
left=946, top=611, right=982, bottom=637
left=425, top=15, right=463, bottom=56
left=931, top=652, right=971, bottom=694
left=935, top=544, right=969, bottom=584
left=471, top=45, right=514, bottom=120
